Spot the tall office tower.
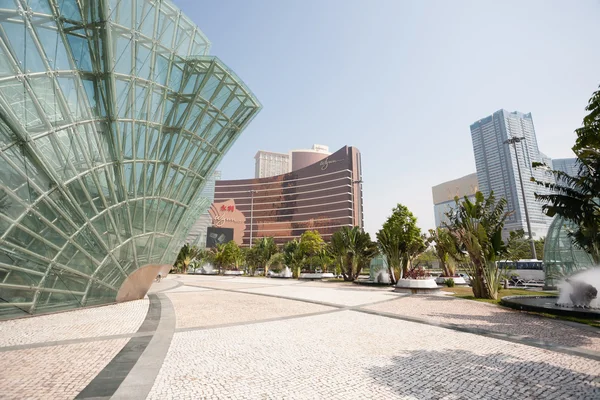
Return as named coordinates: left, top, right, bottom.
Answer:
left=552, top=158, right=579, bottom=177
left=470, top=110, right=553, bottom=239
left=186, top=171, right=222, bottom=248
left=254, top=151, right=290, bottom=178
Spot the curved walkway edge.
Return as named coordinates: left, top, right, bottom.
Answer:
left=74, top=294, right=176, bottom=400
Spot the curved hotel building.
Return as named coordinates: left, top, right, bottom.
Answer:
left=0, top=0, right=260, bottom=318
left=210, top=146, right=363, bottom=246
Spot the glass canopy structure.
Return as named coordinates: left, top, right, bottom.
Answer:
left=543, top=216, right=594, bottom=288
left=0, top=0, right=261, bottom=318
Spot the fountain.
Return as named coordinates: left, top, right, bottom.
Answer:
left=501, top=267, right=600, bottom=318
left=200, top=263, right=217, bottom=275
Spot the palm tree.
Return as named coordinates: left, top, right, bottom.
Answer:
left=444, top=191, right=511, bottom=300
left=376, top=228, right=402, bottom=282
left=173, top=243, right=199, bottom=274
left=266, top=252, right=286, bottom=275
left=429, top=228, right=461, bottom=277
left=283, top=239, right=304, bottom=278
left=209, top=243, right=227, bottom=274
left=330, top=226, right=378, bottom=281
left=534, top=85, right=600, bottom=263
left=253, top=237, right=278, bottom=276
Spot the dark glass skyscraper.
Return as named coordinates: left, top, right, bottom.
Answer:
left=0, top=0, right=261, bottom=318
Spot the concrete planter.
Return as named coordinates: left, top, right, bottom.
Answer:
left=435, top=276, right=467, bottom=286
left=299, top=272, right=335, bottom=280
left=395, top=279, right=441, bottom=294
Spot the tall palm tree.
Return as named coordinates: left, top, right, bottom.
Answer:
left=444, top=191, right=511, bottom=300
left=534, top=85, right=600, bottom=263
left=330, top=226, right=378, bottom=281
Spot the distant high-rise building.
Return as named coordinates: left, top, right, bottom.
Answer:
left=186, top=170, right=222, bottom=248
left=470, top=110, right=553, bottom=239
left=552, top=157, right=579, bottom=177
left=432, top=173, right=479, bottom=228
left=254, top=151, right=290, bottom=178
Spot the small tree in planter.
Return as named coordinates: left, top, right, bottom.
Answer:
left=377, top=204, right=424, bottom=283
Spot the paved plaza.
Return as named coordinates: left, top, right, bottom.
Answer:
left=1, top=276, right=599, bottom=399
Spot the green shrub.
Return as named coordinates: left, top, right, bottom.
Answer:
left=444, top=278, right=455, bottom=287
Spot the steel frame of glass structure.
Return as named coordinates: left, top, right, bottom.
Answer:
left=0, top=0, right=261, bottom=318
left=543, top=216, right=594, bottom=288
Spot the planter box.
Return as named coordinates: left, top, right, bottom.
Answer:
left=224, top=271, right=244, bottom=276
left=299, top=273, right=335, bottom=280
left=395, top=279, right=441, bottom=294
left=435, top=276, right=467, bottom=286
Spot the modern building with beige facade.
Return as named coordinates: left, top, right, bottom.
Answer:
left=432, top=173, right=479, bottom=227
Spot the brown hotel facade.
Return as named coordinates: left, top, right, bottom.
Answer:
left=209, top=146, right=363, bottom=246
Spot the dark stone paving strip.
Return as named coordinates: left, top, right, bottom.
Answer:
left=75, top=295, right=161, bottom=399
left=175, top=308, right=344, bottom=333
left=111, top=293, right=176, bottom=400
left=0, top=331, right=154, bottom=353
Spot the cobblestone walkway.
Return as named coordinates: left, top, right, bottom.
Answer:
left=1, top=275, right=599, bottom=399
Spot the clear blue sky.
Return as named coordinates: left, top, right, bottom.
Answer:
left=175, top=0, right=600, bottom=237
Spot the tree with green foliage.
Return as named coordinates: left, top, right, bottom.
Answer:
left=376, top=204, right=424, bottom=282
left=283, top=239, right=305, bottom=278
left=221, top=240, right=244, bottom=270
left=250, top=237, right=278, bottom=276
left=173, top=243, right=200, bottom=273
left=330, top=226, right=378, bottom=281
left=503, top=230, right=545, bottom=261
left=428, top=228, right=461, bottom=276
left=266, top=252, right=286, bottom=273
left=314, top=247, right=335, bottom=273
left=298, top=230, right=325, bottom=271
left=209, top=244, right=226, bottom=274
left=444, top=191, right=512, bottom=300
left=533, top=85, right=600, bottom=263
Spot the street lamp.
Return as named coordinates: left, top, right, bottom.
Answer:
left=351, top=179, right=363, bottom=228
left=248, top=189, right=258, bottom=248
left=504, top=136, right=537, bottom=259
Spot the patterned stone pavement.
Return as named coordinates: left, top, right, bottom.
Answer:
left=0, top=339, right=129, bottom=400
left=0, top=298, right=148, bottom=347
left=364, top=295, right=600, bottom=352
left=1, top=275, right=599, bottom=399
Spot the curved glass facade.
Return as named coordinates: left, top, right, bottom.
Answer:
left=211, top=146, right=363, bottom=246
left=543, top=216, right=594, bottom=288
left=0, top=0, right=261, bottom=318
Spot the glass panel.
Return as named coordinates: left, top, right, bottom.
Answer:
left=2, top=21, right=47, bottom=73
left=66, top=33, right=93, bottom=72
